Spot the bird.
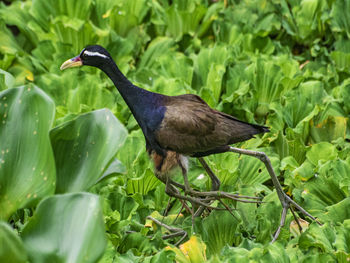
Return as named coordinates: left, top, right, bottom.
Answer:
left=61, top=45, right=319, bottom=242
left=60, top=45, right=269, bottom=195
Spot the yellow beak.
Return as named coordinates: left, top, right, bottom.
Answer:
left=60, top=56, right=83, bottom=70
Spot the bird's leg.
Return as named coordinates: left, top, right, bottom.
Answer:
left=194, top=157, right=220, bottom=217
left=227, top=146, right=321, bottom=241
left=198, top=157, right=220, bottom=191
left=180, top=165, right=192, bottom=194
left=163, top=196, right=173, bottom=216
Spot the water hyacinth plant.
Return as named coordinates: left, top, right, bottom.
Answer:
left=0, top=0, right=350, bottom=262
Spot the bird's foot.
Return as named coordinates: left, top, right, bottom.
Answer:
left=271, top=191, right=322, bottom=242
left=186, top=189, right=262, bottom=203
left=228, top=146, right=320, bottom=242
left=146, top=216, right=188, bottom=246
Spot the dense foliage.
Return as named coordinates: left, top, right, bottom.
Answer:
left=1, top=0, right=350, bottom=262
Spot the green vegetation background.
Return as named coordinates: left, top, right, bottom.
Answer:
left=1, top=0, right=350, bottom=262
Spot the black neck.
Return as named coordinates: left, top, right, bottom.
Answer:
left=100, top=59, right=134, bottom=92
left=98, top=58, right=160, bottom=123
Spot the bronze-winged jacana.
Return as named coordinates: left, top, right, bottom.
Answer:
left=60, top=45, right=318, bottom=242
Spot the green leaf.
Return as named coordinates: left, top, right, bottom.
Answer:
left=330, top=0, right=350, bottom=38
left=306, top=142, right=337, bottom=166
left=138, top=37, right=175, bottom=70
left=30, top=0, right=92, bottom=31
left=331, top=51, right=350, bottom=72
left=247, top=57, right=287, bottom=117
left=0, top=85, right=56, bottom=220
left=109, top=0, right=150, bottom=37
left=0, top=222, right=27, bottom=263
left=302, top=173, right=346, bottom=218
left=310, top=115, right=347, bottom=143
left=0, top=21, right=22, bottom=55
left=165, top=1, right=206, bottom=41
left=193, top=45, right=228, bottom=95
left=238, top=149, right=279, bottom=186
left=199, top=211, right=239, bottom=256
left=283, top=90, right=315, bottom=129
left=21, top=193, right=106, bottom=263
left=0, top=69, right=15, bottom=90
left=96, top=158, right=126, bottom=184
left=126, top=168, right=161, bottom=195
left=50, top=109, right=127, bottom=193
left=116, top=129, right=151, bottom=178
left=221, top=241, right=290, bottom=262
left=298, top=223, right=335, bottom=253
left=0, top=1, right=41, bottom=47
left=206, top=63, right=226, bottom=104
left=325, top=197, right=350, bottom=223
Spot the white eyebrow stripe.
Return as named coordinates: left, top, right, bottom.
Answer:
left=84, top=50, right=108, bottom=58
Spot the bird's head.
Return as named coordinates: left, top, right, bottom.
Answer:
left=60, top=45, right=112, bottom=70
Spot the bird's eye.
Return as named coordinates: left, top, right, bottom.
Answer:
left=82, top=52, right=88, bottom=59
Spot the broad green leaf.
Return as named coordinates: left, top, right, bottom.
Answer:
left=204, top=152, right=240, bottom=187
left=90, top=0, right=118, bottom=29
left=222, top=64, right=250, bottom=103
left=247, top=57, right=286, bottom=117
left=221, top=241, right=290, bottom=262
left=118, top=232, right=153, bottom=255
left=285, top=129, right=308, bottom=164
left=310, top=115, right=347, bottom=143
left=116, top=129, right=151, bottom=178
left=0, top=222, right=27, bottom=263
left=334, top=219, right=350, bottom=254
left=107, top=191, right=138, bottom=222
left=238, top=149, right=279, bottom=186
left=298, top=223, right=335, bottom=253
left=318, top=159, right=350, bottom=195
left=339, top=78, right=350, bottom=113
left=165, top=1, right=206, bottom=41
left=292, top=160, right=315, bottom=182
left=272, top=131, right=289, bottom=160
left=21, top=193, right=106, bottom=263
left=0, top=1, right=41, bottom=47
left=330, top=0, right=350, bottom=38
left=192, top=45, right=228, bottom=95
left=255, top=192, right=283, bottom=243
left=306, top=142, right=337, bottom=166
left=302, top=173, right=346, bottom=217
left=0, top=69, right=15, bottom=90
left=331, top=51, right=350, bottom=72
left=199, top=211, right=239, bottom=256
left=126, top=168, right=160, bottom=195
left=53, top=17, right=104, bottom=54
left=294, top=0, right=328, bottom=42
left=325, top=197, right=350, bottom=223
left=206, top=63, right=226, bottom=104
left=0, top=21, right=22, bottom=56
left=96, top=158, right=126, bottom=184
left=138, top=37, right=175, bottom=70
left=283, top=90, right=315, bottom=128
left=156, top=52, right=193, bottom=85
left=109, top=0, right=150, bottom=37
left=50, top=109, right=127, bottom=193
left=0, top=85, right=55, bottom=220
left=30, top=0, right=92, bottom=31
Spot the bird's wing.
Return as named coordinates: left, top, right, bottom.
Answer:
left=154, top=94, right=229, bottom=154
left=154, top=94, right=268, bottom=155
left=158, top=94, right=217, bottom=134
